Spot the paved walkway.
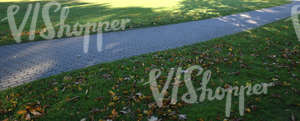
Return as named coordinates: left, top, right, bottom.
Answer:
left=0, top=1, right=299, bottom=89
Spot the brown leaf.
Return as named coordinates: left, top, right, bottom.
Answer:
left=282, top=54, right=288, bottom=58
left=95, top=96, right=104, bottom=101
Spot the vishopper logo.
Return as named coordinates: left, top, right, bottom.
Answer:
left=292, top=5, right=300, bottom=41
left=144, top=65, right=274, bottom=118
left=1, top=1, right=130, bottom=53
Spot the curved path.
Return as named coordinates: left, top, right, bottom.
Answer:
left=0, top=0, right=299, bottom=89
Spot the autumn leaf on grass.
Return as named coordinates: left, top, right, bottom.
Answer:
left=291, top=112, right=296, bottom=121
left=94, top=96, right=104, bottom=101
left=245, top=108, right=251, bottom=113
left=109, top=90, right=116, bottom=96
left=17, top=110, right=27, bottom=115
left=108, top=102, right=115, bottom=107
left=148, top=116, right=159, bottom=121
left=197, top=118, right=204, bottom=121
left=111, top=109, right=118, bottom=118
left=30, top=109, right=42, bottom=116
left=112, top=96, right=119, bottom=101
left=120, top=107, right=131, bottom=114
left=178, top=114, right=187, bottom=120
left=25, top=113, right=31, bottom=120
left=67, top=96, right=80, bottom=102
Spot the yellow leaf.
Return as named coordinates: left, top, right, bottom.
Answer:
left=245, top=108, right=251, bottom=113
left=108, top=102, right=115, bottom=106
left=112, top=96, right=119, bottom=101
left=109, top=91, right=115, bottom=96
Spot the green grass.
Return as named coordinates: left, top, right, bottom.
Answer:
left=0, top=18, right=300, bottom=121
left=0, top=0, right=291, bottom=46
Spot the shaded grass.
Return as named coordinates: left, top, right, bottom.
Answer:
left=0, top=0, right=291, bottom=46
left=0, top=18, right=300, bottom=120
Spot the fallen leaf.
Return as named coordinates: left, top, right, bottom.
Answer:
left=67, top=96, right=80, bottom=102
left=245, top=108, right=251, bottom=113
left=80, top=118, right=86, bottom=121
left=109, top=91, right=116, bottom=96
left=178, top=114, right=187, bottom=120
left=148, top=116, right=159, bottom=121
left=112, top=96, right=119, bottom=101
left=30, top=110, right=42, bottom=116
left=17, top=110, right=27, bottom=115
left=25, top=113, right=31, bottom=120
left=95, top=96, right=104, bottom=101
left=198, top=118, right=204, bottom=121
left=111, top=109, right=118, bottom=117
left=291, top=112, right=296, bottom=121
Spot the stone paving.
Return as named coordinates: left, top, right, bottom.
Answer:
left=0, top=1, right=299, bottom=89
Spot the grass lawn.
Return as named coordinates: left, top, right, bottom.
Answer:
left=0, top=0, right=291, bottom=46
left=0, top=17, right=300, bottom=120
